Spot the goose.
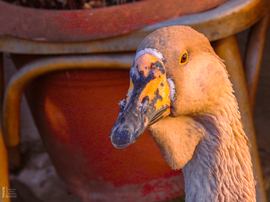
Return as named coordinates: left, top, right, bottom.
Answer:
left=110, top=26, right=256, bottom=202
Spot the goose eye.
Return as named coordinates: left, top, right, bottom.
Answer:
left=179, top=51, right=188, bottom=65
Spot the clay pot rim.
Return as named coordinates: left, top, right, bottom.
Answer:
left=0, top=0, right=228, bottom=42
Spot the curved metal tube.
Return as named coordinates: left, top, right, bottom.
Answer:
left=3, top=53, right=133, bottom=147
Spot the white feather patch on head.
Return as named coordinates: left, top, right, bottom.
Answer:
left=134, top=48, right=164, bottom=62
left=167, top=78, right=175, bottom=102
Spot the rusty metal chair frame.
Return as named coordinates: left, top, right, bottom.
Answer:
left=0, top=0, right=269, bottom=201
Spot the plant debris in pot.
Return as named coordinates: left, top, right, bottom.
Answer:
left=1, top=0, right=143, bottom=10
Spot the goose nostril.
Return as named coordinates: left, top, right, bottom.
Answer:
left=120, top=117, right=125, bottom=124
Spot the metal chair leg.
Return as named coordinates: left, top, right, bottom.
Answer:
left=0, top=53, right=11, bottom=202
left=244, top=13, right=270, bottom=114
left=212, top=35, right=267, bottom=202
left=0, top=129, right=10, bottom=202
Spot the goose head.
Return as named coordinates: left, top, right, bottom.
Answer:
left=110, top=25, right=230, bottom=151
left=110, top=26, right=256, bottom=202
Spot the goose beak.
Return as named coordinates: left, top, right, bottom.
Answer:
left=110, top=53, right=171, bottom=149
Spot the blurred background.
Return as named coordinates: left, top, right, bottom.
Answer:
left=1, top=0, right=269, bottom=201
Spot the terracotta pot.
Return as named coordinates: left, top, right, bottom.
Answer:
left=0, top=0, right=229, bottom=42
left=25, top=68, right=185, bottom=201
